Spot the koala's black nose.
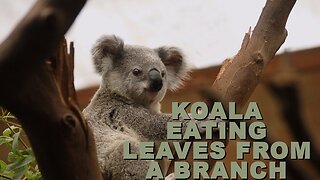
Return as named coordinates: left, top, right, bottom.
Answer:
left=148, top=69, right=163, bottom=92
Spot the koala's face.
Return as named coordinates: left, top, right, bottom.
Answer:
left=91, top=35, right=189, bottom=109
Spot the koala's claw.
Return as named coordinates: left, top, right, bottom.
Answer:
left=165, top=173, right=175, bottom=180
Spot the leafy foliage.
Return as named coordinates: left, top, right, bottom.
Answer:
left=0, top=109, right=42, bottom=180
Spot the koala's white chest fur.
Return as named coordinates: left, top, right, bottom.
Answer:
left=151, top=102, right=162, bottom=112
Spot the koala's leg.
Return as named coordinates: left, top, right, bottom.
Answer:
left=106, top=139, right=175, bottom=180
left=106, top=139, right=149, bottom=180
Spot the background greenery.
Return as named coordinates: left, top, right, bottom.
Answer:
left=0, top=108, right=42, bottom=180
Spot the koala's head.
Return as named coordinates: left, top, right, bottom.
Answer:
left=91, top=35, right=190, bottom=109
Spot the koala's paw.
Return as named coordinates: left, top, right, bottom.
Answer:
left=165, top=173, right=175, bottom=180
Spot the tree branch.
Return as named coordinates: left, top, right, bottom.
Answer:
left=179, top=0, right=297, bottom=178
left=211, top=0, right=297, bottom=110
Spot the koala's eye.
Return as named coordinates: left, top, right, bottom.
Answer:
left=161, top=71, right=165, bottom=77
left=132, top=68, right=142, bottom=76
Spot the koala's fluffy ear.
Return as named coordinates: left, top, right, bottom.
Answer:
left=91, top=35, right=124, bottom=75
left=156, top=47, right=190, bottom=91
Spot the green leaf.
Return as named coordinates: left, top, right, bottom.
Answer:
left=8, top=152, right=20, bottom=163
left=2, top=128, right=11, bottom=136
left=28, top=171, right=43, bottom=180
left=12, top=166, right=27, bottom=180
left=6, top=155, right=34, bottom=172
left=25, top=169, right=38, bottom=179
left=11, top=130, right=21, bottom=151
left=20, top=149, right=30, bottom=156
left=26, top=148, right=34, bottom=156
left=32, top=171, right=43, bottom=180
left=0, top=136, right=13, bottom=146
left=0, top=160, right=7, bottom=173
left=24, top=166, right=43, bottom=180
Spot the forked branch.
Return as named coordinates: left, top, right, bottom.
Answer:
left=211, top=0, right=297, bottom=110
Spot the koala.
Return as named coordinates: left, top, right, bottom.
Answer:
left=83, top=35, right=190, bottom=180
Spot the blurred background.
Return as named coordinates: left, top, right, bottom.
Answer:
left=1, top=0, right=320, bottom=179
left=1, top=0, right=320, bottom=89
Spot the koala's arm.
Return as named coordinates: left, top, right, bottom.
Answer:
left=117, top=105, right=201, bottom=141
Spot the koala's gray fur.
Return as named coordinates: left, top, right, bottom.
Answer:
left=83, top=35, right=190, bottom=179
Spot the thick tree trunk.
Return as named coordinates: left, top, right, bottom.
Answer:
left=0, top=0, right=103, bottom=180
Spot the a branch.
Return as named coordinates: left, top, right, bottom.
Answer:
left=175, top=0, right=297, bottom=179
left=0, top=0, right=103, bottom=179
left=211, top=0, right=297, bottom=110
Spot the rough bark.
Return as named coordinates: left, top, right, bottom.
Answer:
left=0, top=0, right=103, bottom=180
left=211, top=0, right=297, bottom=110
left=168, top=0, right=297, bottom=178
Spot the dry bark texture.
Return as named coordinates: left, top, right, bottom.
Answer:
left=211, top=0, right=296, bottom=110
left=0, top=0, right=103, bottom=179
left=0, top=0, right=296, bottom=179
left=168, top=0, right=297, bottom=178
